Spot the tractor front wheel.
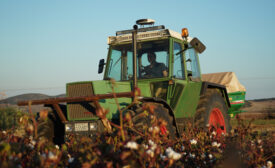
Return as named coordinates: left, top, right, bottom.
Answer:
left=130, top=102, right=177, bottom=138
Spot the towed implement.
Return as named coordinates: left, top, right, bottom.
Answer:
left=18, top=19, right=244, bottom=142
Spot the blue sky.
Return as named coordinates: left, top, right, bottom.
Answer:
left=0, top=0, right=274, bottom=100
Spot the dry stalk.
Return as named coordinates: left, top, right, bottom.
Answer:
left=110, top=79, right=125, bottom=141
left=28, top=101, right=37, bottom=138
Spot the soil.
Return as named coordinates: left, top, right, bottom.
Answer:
left=239, top=99, right=275, bottom=119
left=233, top=99, right=275, bottom=133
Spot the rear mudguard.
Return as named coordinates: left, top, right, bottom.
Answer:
left=200, top=82, right=231, bottom=108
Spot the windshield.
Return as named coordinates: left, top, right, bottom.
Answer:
left=106, top=40, right=169, bottom=81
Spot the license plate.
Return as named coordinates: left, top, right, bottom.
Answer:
left=75, top=123, right=88, bottom=131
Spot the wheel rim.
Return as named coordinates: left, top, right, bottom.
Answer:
left=209, top=108, right=226, bottom=134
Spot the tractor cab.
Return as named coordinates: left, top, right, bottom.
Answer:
left=99, top=19, right=206, bottom=110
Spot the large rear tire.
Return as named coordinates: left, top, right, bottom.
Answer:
left=194, top=89, right=231, bottom=134
left=130, top=102, right=176, bottom=138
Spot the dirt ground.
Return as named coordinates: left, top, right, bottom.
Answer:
left=240, top=99, right=275, bottom=119
left=232, top=99, right=275, bottom=133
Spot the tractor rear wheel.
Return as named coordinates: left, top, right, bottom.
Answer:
left=130, top=102, right=176, bottom=138
left=194, top=89, right=230, bottom=134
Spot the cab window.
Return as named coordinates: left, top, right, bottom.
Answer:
left=173, top=42, right=185, bottom=79
left=107, top=45, right=133, bottom=81
left=185, top=48, right=201, bottom=79
left=137, top=40, right=169, bottom=78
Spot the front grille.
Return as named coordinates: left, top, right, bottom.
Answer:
left=67, top=82, right=96, bottom=120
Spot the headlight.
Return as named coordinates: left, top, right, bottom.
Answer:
left=89, top=123, right=97, bottom=131
left=65, top=124, right=73, bottom=132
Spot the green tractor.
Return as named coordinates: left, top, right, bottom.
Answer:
left=18, top=19, right=240, bottom=142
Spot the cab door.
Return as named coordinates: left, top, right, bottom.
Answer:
left=169, top=40, right=202, bottom=120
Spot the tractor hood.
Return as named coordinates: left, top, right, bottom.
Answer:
left=66, top=80, right=132, bottom=121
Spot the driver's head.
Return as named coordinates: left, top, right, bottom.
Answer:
left=147, top=52, right=156, bottom=63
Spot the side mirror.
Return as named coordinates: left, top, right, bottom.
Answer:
left=98, top=59, right=105, bottom=74
left=190, top=37, right=206, bottom=54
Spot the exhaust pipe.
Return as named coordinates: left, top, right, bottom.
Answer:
left=132, top=25, right=138, bottom=90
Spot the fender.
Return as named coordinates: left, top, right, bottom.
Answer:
left=200, top=82, right=231, bottom=108
left=139, top=97, right=180, bottom=136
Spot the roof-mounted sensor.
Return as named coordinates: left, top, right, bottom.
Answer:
left=136, top=19, right=155, bottom=25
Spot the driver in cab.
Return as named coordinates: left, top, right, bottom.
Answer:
left=142, top=52, right=168, bottom=78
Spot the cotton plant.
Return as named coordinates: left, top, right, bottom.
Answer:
left=190, top=139, right=197, bottom=145
left=125, top=141, right=138, bottom=150
left=165, top=147, right=181, bottom=160
left=0, top=107, right=274, bottom=168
